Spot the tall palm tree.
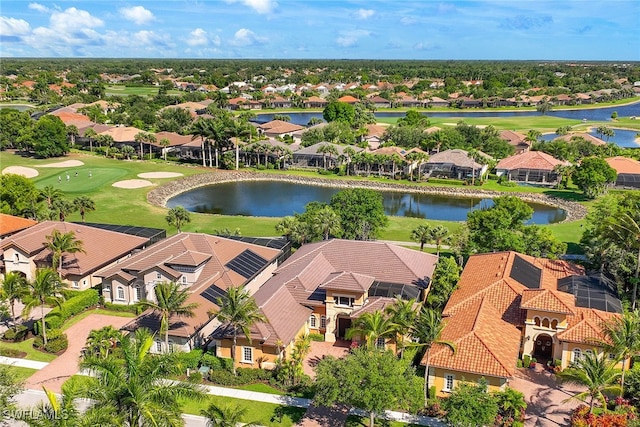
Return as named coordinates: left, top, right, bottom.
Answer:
left=1, top=272, right=27, bottom=330
left=201, top=402, right=259, bottom=427
left=40, top=185, right=63, bottom=209
left=23, top=268, right=65, bottom=345
left=411, top=224, right=432, bottom=251
left=210, top=286, right=265, bottom=375
left=84, top=326, right=124, bottom=360
left=429, top=225, right=450, bottom=256
left=50, top=198, right=75, bottom=222
left=80, top=328, right=205, bottom=426
left=385, top=297, right=417, bottom=358
left=190, top=119, right=213, bottom=167
left=165, top=206, right=191, bottom=233
left=139, top=281, right=198, bottom=352
left=73, top=196, right=95, bottom=222
left=43, top=229, right=85, bottom=273
left=159, top=138, right=171, bottom=161
left=558, top=351, right=622, bottom=413
left=599, top=310, right=640, bottom=395
left=84, top=128, right=97, bottom=153
left=313, top=206, right=342, bottom=240
left=412, top=308, right=455, bottom=406
left=346, top=311, right=396, bottom=350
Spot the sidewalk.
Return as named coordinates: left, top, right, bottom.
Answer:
left=0, top=356, right=48, bottom=370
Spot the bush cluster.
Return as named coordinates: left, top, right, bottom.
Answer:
left=1, top=325, right=29, bottom=342
left=208, top=367, right=273, bottom=386
left=427, top=177, right=465, bottom=186
left=34, top=289, right=99, bottom=334
left=200, top=353, right=234, bottom=372
left=176, top=348, right=203, bottom=370
left=308, top=333, right=325, bottom=342
left=102, top=302, right=144, bottom=315
left=0, top=346, right=24, bottom=358
left=33, top=329, right=69, bottom=353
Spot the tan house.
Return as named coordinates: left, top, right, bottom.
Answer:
left=211, top=239, right=438, bottom=369
left=499, top=130, right=530, bottom=154
left=496, top=151, right=569, bottom=184
left=100, top=233, right=282, bottom=353
left=258, top=120, right=305, bottom=140
left=0, top=221, right=149, bottom=290
left=426, top=251, right=628, bottom=397
left=606, top=156, right=640, bottom=188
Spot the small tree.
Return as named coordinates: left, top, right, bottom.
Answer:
left=166, top=206, right=191, bottom=233
left=572, top=157, right=617, bottom=199
left=0, top=365, right=23, bottom=425
left=201, top=402, right=259, bottom=427
left=443, top=379, right=499, bottom=427
left=411, top=224, right=432, bottom=251
left=1, top=272, right=27, bottom=330
left=23, top=268, right=65, bottom=345
left=73, top=196, right=95, bottom=222
left=43, top=229, right=85, bottom=273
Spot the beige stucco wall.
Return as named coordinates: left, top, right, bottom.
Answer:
left=2, top=247, right=36, bottom=280
left=324, top=289, right=366, bottom=342
left=429, top=367, right=508, bottom=398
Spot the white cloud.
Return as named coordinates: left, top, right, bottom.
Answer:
left=49, top=8, right=104, bottom=33
left=187, top=28, right=208, bottom=46
left=230, top=28, right=267, bottom=46
left=226, top=0, right=277, bottom=14
left=336, top=29, right=372, bottom=47
left=28, top=3, right=49, bottom=13
left=119, top=6, right=156, bottom=25
left=0, top=17, right=31, bottom=36
left=355, top=9, right=375, bottom=20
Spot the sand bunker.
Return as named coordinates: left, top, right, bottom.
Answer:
left=2, top=166, right=39, bottom=178
left=112, top=179, right=153, bottom=189
left=138, top=172, right=184, bottom=179
left=39, top=160, right=85, bottom=168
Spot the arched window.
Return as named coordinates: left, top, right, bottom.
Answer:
left=534, top=317, right=541, bottom=326
left=572, top=348, right=582, bottom=363
left=585, top=349, right=594, bottom=359
left=551, top=319, right=558, bottom=330
left=541, top=318, right=550, bottom=328
left=134, top=286, right=141, bottom=301
left=14, top=253, right=19, bottom=264
left=117, top=286, right=125, bottom=301
left=320, top=315, right=326, bottom=329
left=309, top=315, right=317, bottom=328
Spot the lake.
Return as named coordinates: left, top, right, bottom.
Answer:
left=540, top=128, right=639, bottom=147
left=166, top=181, right=566, bottom=224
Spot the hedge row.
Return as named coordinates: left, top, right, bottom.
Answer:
left=102, top=302, right=145, bottom=315
left=209, top=367, right=273, bottom=386
left=33, top=289, right=99, bottom=335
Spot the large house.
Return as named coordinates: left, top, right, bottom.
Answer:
left=424, top=149, right=490, bottom=180
left=1, top=221, right=150, bottom=290
left=0, top=214, right=37, bottom=240
left=99, top=233, right=283, bottom=353
left=496, top=151, right=569, bottom=185
left=210, top=239, right=438, bottom=369
left=606, top=156, right=640, bottom=188
left=426, top=251, right=628, bottom=397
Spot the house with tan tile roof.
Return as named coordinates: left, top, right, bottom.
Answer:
left=100, top=233, right=282, bottom=353
left=303, top=96, right=328, bottom=109
left=337, top=95, right=359, bottom=104
left=554, top=133, right=606, bottom=146
left=606, top=156, right=640, bottom=188
left=425, top=149, right=490, bottom=180
left=210, top=239, right=438, bottom=369
left=1, top=221, right=149, bottom=291
left=499, top=130, right=530, bottom=154
left=258, top=120, right=305, bottom=140
left=496, top=151, right=569, bottom=185
left=0, top=214, right=38, bottom=239
left=425, top=251, right=628, bottom=397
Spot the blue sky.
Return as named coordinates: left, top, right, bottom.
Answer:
left=1, top=0, right=638, bottom=60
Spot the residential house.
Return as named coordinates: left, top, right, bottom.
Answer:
left=426, top=251, right=628, bottom=397
left=337, top=95, right=359, bottom=104
left=370, top=146, right=429, bottom=178
left=606, top=156, right=640, bottom=188
left=554, top=133, right=606, bottom=146
left=0, top=214, right=37, bottom=241
left=258, top=120, right=305, bottom=141
left=499, top=130, right=530, bottom=154
left=424, top=97, right=449, bottom=108
left=361, top=124, right=388, bottom=150
left=100, top=233, right=283, bottom=353
left=303, top=96, right=328, bottom=109
left=292, top=142, right=362, bottom=169
left=1, top=221, right=150, bottom=290
left=424, top=149, right=490, bottom=180
left=496, top=151, right=569, bottom=185
left=210, top=240, right=438, bottom=369
left=368, top=95, right=391, bottom=109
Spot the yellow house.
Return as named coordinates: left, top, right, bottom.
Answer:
left=426, top=252, right=629, bottom=397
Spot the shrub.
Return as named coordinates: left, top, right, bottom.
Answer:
left=0, top=346, right=24, bottom=358
left=209, top=369, right=243, bottom=386
left=426, top=178, right=465, bottom=186
left=188, top=371, right=203, bottom=383
left=522, top=355, right=531, bottom=367
left=34, top=289, right=99, bottom=334
left=177, top=348, right=203, bottom=370
left=44, top=334, right=68, bottom=353
left=308, top=333, right=324, bottom=342
left=103, top=302, right=144, bottom=315
left=208, top=367, right=273, bottom=386
left=516, top=359, right=523, bottom=368
left=2, top=325, right=29, bottom=342
left=429, top=385, right=437, bottom=399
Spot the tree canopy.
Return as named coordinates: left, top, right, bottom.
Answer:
left=572, top=157, right=617, bottom=199
left=329, top=188, right=388, bottom=240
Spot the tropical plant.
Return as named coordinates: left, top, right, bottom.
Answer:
left=346, top=311, right=396, bottom=350
left=411, top=308, right=455, bottom=407
left=209, top=286, right=266, bottom=375
left=159, top=138, right=171, bottom=161
left=494, top=387, right=527, bottom=425
left=599, top=310, right=640, bottom=395
left=385, top=297, right=417, bottom=358
left=49, top=198, right=76, bottom=222
left=411, top=224, right=432, bottom=251
left=23, top=268, right=65, bottom=345
left=43, top=229, right=85, bottom=272
left=558, top=350, right=622, bottom=413
left=84, top=326, right=124, bottom=360
left=72, top=196, right=95, bottom=222
left=1, top=271, right=27, bottom=330
left=312, top=206, right=342, bottom=240
left=40, top=185, right=63, bottom=209
left=0, top=364, right=23, bottom=423
left=139, top=281, right=198, bottom=352
left=165, top=205, right=191, bottom=233
left=80, top=328, right=205, bottom=426
left=608, top=213, right=640, bottom=309
left=201, top=402, right=259, bottom=427
left=121, top=144, right=135, bottom=160
left=428, top=225, right=450, bottom=256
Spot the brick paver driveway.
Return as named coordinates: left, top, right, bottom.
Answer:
left=303, top=340, right=350, bottom=378
left=25, top=313, right=133, bottom=393
left=510, top=364, right=585, bottom=427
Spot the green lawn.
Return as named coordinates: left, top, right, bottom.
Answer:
left=236, top=383, right=285, bottom=395
left=179, top=395, right=306, bottom=426
left=0, top=339, right=57, bottom=362
left=105, top=85, right=182, bottom=97
left=6, top=366, right=38, bottom=382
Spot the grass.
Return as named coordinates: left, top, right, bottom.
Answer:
left=236, top=383, right=285, bottom=395
left=179, top=395, right=306, bottom=426
left=105, top=85, right=182, bottom=97
left=346, top=415, right=418, bottom=427
left=6, top=366, right=38, bottom=382
left=0, top=339, right=57, bottom=362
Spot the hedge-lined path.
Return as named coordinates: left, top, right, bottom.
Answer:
left=24, top=313, right=132, bottom=393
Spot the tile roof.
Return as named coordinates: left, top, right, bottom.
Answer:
left=258, top=120, right=304, bottom=134
left=606, top=156, right=640, bottom=175
left=0, top=214, right=38, bottom=237
left=349, top=296, right=397, bottom=318
left=556, top=133, right=606, bottom=146
left=1, top=221, right=148, bottom=277
left=337, top=95, right=359, bottom=104
left=427, top=149, right=485, bottom=168
left=556, top=308, right=613, bottom=345
left=99, top=126, right=145, bottom=142
left=520, top=289, right=575, bottom=314
left=319, top=271, right=375, bottom=293
left=496, top=151, right=569, bottom=171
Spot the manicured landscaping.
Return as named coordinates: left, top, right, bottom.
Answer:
left=61, top=308, right=137, bottom=331
left=236, top=382, right=285, bottom=395
left=7, top=366, right=38, bottom=382
left=0, top=338, right=57, bottom=362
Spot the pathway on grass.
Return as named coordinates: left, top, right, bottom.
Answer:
left=0, top=356, right=48, bottom=370
left=24, top=313, right=132, bottom=393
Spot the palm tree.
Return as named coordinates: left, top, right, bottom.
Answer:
left=609, top=212, right=640, bottom=309
left=121, top=144, right=135, bottom=160
left=165, top=205, right=191, bottom=233
left=80, top=328, right=205, bottom=426
left=313, top=206, right=342, bottom=240
left=139, top=281, right=198, bottom=352
left=385, top=297, right=417, bottom=358
left=411, top=224, right=432, bottom=251
left=19, top=383, right=84, bottom=427
left=191, top=119, right=213, bottom=167
left=84, top=326, right=123, bottom=360
left=23, top=268, right=64, bottom=345
left=412, top=308, right=455, bottom=406
left=134, top=132, right=156, bottom=161
left=599, top=310, right=640, bottom=395
left=346, top=311, right=396, bottom=350
left=1, top=272, right=27, bottom=330
left=428, top=225, right=450, bottom=256
left=317, top=144, right=338, bottom=170
left=40, top=185, right=63, bottom=208
left=558, top=351, right=622, bottom=413
left=84, top=128, right=97, bottom=153
left=50, top=198, right=75, bottom=222
left=210, top=286, right=265, bottom=375
left=43, top=229, right=85, bottom=273
left=96, top=134, right=115, bottom=158
left=201, top=402, right=259, bottom=427
left=73, top=196, right=95, bottom=222
left=159, top=138, right=171, bottom=161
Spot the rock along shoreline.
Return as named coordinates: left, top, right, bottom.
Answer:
left=146, top=170, right=588, bottom=223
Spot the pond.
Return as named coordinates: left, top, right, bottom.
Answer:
left=540, top=128, right=640, bottom=148
left=166, top=181, right=567, bottom=224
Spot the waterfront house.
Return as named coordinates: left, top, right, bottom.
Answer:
left=606, top=156, right=640, bottom=188
left=496, top=151, right=569, bottom=185
left=424, top=149, right=490, bottom=180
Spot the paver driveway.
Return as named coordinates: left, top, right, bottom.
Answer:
left=510, top=364, right=585, bottom=427
left=303, top=340, right=350, bottom=378
left=25, top=313, right=133, bottom=393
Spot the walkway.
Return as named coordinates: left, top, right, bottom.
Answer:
left=0, top=356, right=48, bottom=370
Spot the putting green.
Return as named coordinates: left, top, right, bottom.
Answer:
left=33, top=167, right=129, bottom=193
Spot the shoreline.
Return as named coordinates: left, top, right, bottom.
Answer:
left=147, top=171, right=588, bottom=223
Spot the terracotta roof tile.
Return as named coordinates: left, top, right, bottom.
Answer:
left=319, top=271, right=375, bottom=293
left=496, top=151, right=569, bottom=171
left=520, top=289, right=575, bottom=314
left=0, top=214, right=37, bottom=237
left=606, top=156, right=640, bottom=174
